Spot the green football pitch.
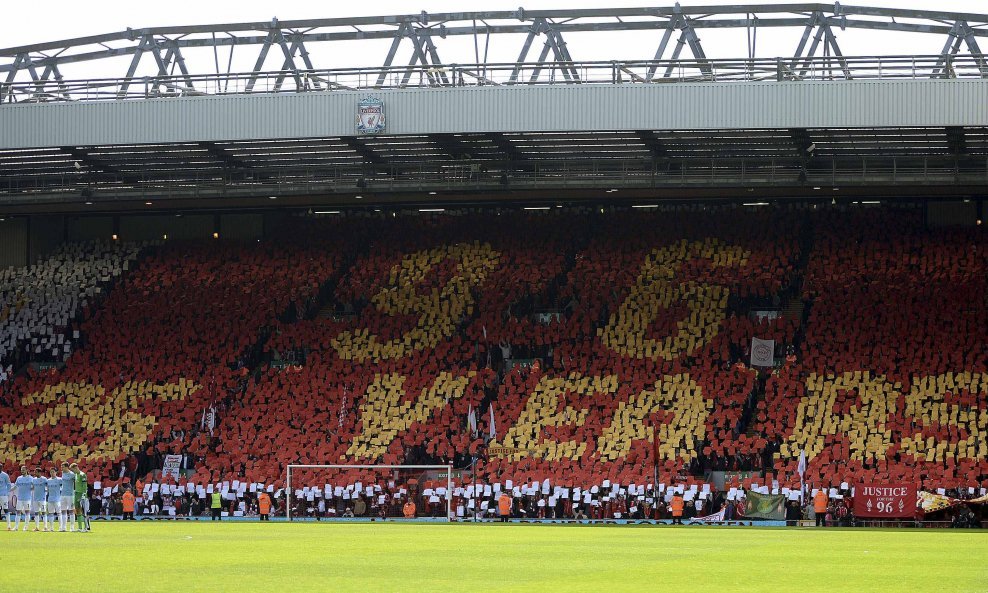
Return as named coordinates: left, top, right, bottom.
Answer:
left=1, top=522, right=985, bottom=593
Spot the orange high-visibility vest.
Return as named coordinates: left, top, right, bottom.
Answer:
left=258, top=493, right=271, bottom=514
left=403, top=501, right=416, bottom=518
left=498, top=493, right=512, bottom=516
left=122, top=492, right=136, bottom=513
left=814, top=490, right=828, bottom=513
left=671, top=496, right=685, bottom=517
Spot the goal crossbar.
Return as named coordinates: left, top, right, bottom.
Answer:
left=286, top=464, right=454, bottom=521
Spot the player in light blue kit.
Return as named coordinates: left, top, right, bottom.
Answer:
left=59, top=462, right=76, bottom=532
left=31, top=467, right=47, bottom=531
left=0, top=466, right=11, bottom=531
left=13, top=466, right=34, bottom=531
left=45, top=468, right=62, bottom=532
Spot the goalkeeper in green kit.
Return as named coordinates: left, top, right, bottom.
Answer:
left=70, top=463, right=90, bottom=532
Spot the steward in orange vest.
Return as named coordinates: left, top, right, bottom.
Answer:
left=122, top=490, right=136, bottom=520
left=670, top=494, right=685, bottom=525
left=498, top=492, right=512, bottom=522
left=813, top=490, right=829, bottom=527
left=258, top=492, right=272, bottom=521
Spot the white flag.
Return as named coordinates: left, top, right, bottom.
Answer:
left=339, top=389, right=348, bottom=428
left=797, top=449, right=807, bottom=504
left=488, top=404, right=496, bottom=441
left=750, top=337, right=775, bottom=367
left=468, top=405, right=478, bottom=437
left=201, top=406, right=216, bottom=434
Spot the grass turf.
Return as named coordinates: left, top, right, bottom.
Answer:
left=1, top=522, right=985, bottom=593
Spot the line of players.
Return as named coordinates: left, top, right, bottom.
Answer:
left=0, top=462, right=90, bottom=532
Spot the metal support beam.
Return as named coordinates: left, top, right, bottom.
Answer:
left=376, top=22, right=450, bottom=87
left=796, top=17, right=828, bottom=77
left=679, top=18, right=711, bottom=77
left=272, top=33, right=301, bottom=91
left=3, top=5, right=988, bottom=97
left=930, top=21, right=988, bottom=78
left=142, top=38, right=196, bottom=95
left=822, top=25, right=852, bottom=79
left=376, top=24, right=407, bottom=87
left=245, top=30, right=276, bottom=92
left=547, top=27, right=580, bottom=81
left=662, top=30, right=688, bottom=79
left=956, top=20, right=987, bottom=77
left=646, top=24, right=676, bottom=81
left=509, top=20, right=541, bottom=83
left=959, top=24, right=985, bottom=60
left=517, top=19, right=581, bottom=84
left=118, top=34, right=151, bottom=97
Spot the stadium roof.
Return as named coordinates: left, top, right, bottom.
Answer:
left=2, top=4, right=986, bottom=99
left=0, top=5, right=986, bottom=213
left=1, top=126, right=985, bottom=213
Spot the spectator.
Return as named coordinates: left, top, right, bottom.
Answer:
left=785, top=499, right=801, bottom=527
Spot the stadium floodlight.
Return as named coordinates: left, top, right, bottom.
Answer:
left=285, top=464, right=453, bottom=522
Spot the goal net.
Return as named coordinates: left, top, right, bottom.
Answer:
left=285, top=464, right=453, bottom=521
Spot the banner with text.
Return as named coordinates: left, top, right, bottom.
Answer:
left=162, top=454, right=183, bottom=480
left=853, top=484, right=915, bottom=518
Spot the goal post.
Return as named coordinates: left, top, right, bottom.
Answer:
left=286, top=464, right=453, bottom=522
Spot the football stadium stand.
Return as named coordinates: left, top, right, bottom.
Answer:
left=1, top=204, right=984, bottom=520
left=0, top=240, right=143, bottom=366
